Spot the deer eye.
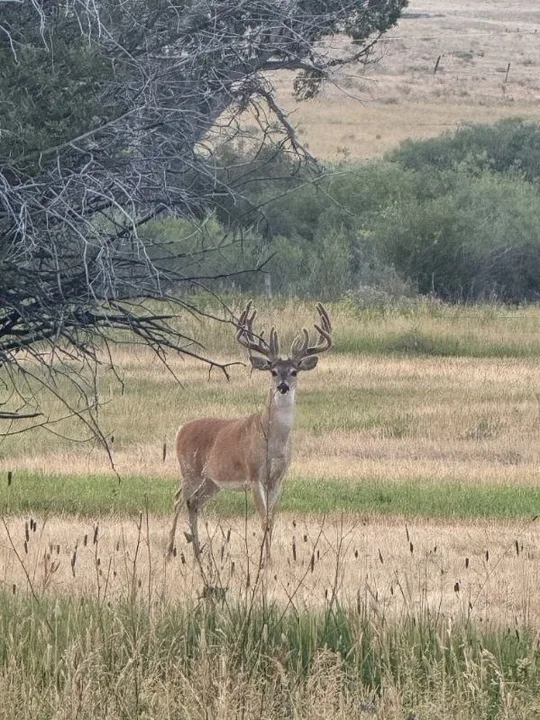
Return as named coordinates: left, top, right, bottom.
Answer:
left=290, top=369, right=297, bottom=377
left=271, top=370, right=278, bottom=377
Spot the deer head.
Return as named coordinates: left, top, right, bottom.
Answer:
left=236, top=302, right=332, bottom=395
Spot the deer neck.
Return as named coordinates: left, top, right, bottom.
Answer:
left=262, top=387, right=297, bottom=445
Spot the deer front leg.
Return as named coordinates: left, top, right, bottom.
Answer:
left=252, top=479, right=278, bottom=563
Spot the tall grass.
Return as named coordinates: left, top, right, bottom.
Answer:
left=0, top=589, right=538, bottom=719
left=165, top=296, right=540, bottom=359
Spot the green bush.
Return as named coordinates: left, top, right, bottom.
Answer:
left=146, top=120, right=540, bottom=303
left=389, top=117, right=540, bottom=184
left=373, top=170, right=540, bottom=301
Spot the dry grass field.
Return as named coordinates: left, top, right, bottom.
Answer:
left=3, top=300, right=540, bottom=716
left=3, top=297, right=540, bottom=716
left=2, top=300, right=540, bottom=629
left=269, top=0, right=540, bottom=159
left=2, top=512, right=540, bottom=628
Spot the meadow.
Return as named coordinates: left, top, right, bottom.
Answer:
left=269, top=0, right=540, bottom=159
left=2, top=298, right=540, bottom=717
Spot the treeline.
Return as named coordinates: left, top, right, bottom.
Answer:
left=150, top=118, right=540, bottom=302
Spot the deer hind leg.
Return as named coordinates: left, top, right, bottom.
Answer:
left=166, top=485, right=186, bottom=559
left=184, top=476, right=220, bottom=560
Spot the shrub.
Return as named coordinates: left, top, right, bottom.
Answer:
left=389, top=117, right=540, bottom=184
left=373, top=170, right=540, bottom=301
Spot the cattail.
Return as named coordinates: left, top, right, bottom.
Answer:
left=71, top=547, right=77, bottom=576
left=485, top=550, right=489, bottom=562
left=24, top=541, right=28, bottom=554
left=465, top=557, right=469, bottom=569
left=7, top=471, right=12, bottom=487
left=354, top=549, right=358, bottom=559
left=310, top=554, right=315, bottom=572
left=378, top=549, right=384, bottom=564
left=454, top=581, right=460, bottom=593
left=515, top=540, right=520, bottom=556
left=93, top=525, right=99, bottom=545
left=25, top=522, right=29, bottom=543
left=83, top=534, right=88, bottom=547
left=409, top=542, right=414, bottom=555
left=292, top=537, right=297, bottom=562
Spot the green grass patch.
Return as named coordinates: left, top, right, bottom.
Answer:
left=2, top=471, right=540, bottom=521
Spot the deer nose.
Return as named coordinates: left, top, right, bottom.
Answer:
left=277, top=382, right=289, bottom=394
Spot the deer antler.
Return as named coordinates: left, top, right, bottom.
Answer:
left=236, top=301, right=280, bottom=360
left=290, top=303, right=332, bottom=361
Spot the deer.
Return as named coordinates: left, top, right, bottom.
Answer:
left=166, top=301, right=332, bottom=562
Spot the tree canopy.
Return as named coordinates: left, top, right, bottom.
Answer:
left=0, top=0, right=407, bottom=429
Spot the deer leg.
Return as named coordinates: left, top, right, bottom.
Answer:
left=252, top=480, right=273, bottom=563
left=184, top=478, right=220, bottom=560
left=166, top=486, right=185, bottom=559
left=265, top=480, right=282, bottom=560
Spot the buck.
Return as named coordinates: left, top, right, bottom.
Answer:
left=166, top=301, right=332, bottom=561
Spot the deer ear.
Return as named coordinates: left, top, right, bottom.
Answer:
left=250, top=355, right=272, bottom=371
left=297, top=355, right=318, bottom=371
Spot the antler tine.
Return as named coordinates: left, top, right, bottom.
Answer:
left=290, top=303, right=332, bottom=360
left=269, top=327, right=280, bottom=359
left=316, top=302, right=332, bottom=334
left=236, top=301, right=277, bottom=360
left=290, top=328, right=308, bottom=359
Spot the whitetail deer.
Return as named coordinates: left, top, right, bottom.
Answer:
left=166, top=301, right=332, bottom=561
